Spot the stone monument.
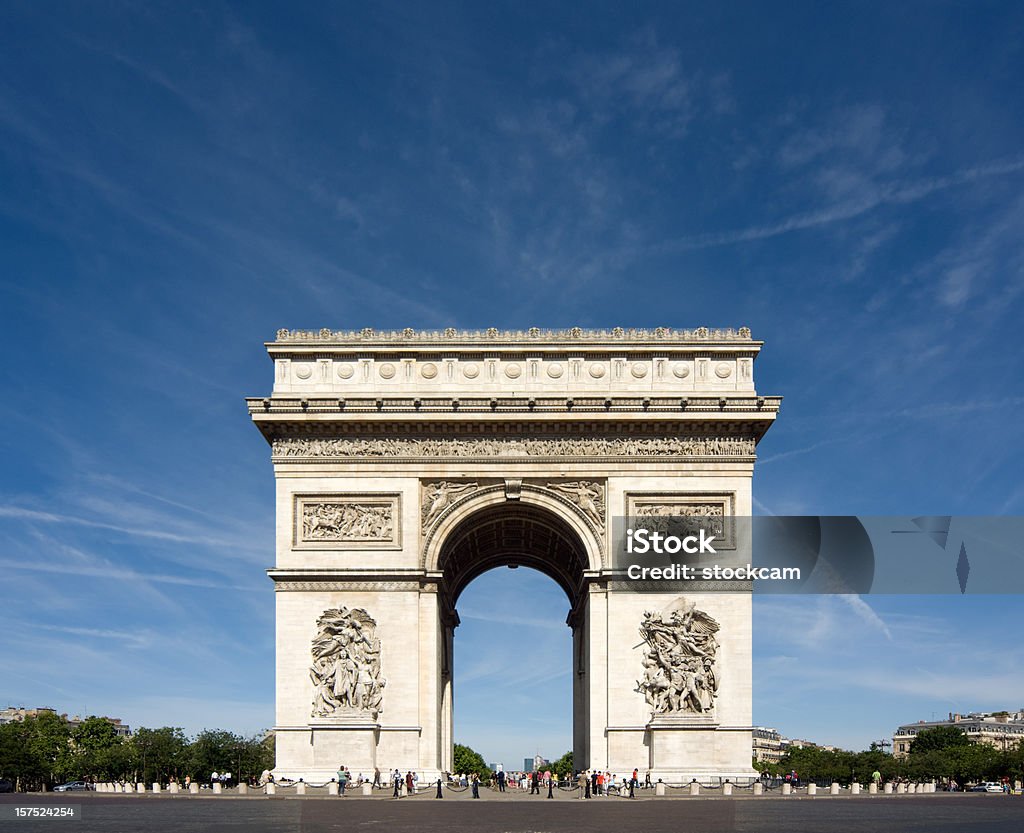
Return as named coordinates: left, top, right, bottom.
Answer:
left=248, top=326, right=780, bottom=782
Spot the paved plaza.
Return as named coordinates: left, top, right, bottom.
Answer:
left=2, top=793, right=1021, bottom=833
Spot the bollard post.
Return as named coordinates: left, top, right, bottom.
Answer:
left=808, top=783, right=817, bottom=796
left=830, top=782, right=840, bottom=795
left=869, top=782, right=877, bottom=794
left=121, top=783, right=130, bottom=793
left=851, top=783, right=861, bottom=795
left=655, top=782, right=666, bottom=796
left=361, top=782, right=372, bottom=796
left=169, top=782, right=179, bottom=794
left=883, top=782, right=893, bottom=794
left=266, top=783, right=276, bottom=795
left=189, top=783, right=199, bottom=795
left=689, top=781, right=700, bottom=796
left=898, top=783, right=907, bottom=794
left=238, top=783, right=248, bottom=795
left=723, top=783, right=733, bottom=796
left=296, top=782, right=306, bottom=795
left=153, top=783, right=161, bottom=793
left=753, top=782, right=763, bottom=796
left=328, top=782, right=339, bottom=796
left=213, top=782, right=222, bottom=795
left=137, top=782, right=146, bottom=793
left=782, top=783, right=792, bottom=796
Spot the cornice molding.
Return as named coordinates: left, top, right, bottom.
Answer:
left=272, top=325, right=756, bottom=346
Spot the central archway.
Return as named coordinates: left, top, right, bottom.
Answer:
left=428, top=493, right=599, bottom=775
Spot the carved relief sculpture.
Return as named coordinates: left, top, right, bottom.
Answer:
left=546, top=480, right=605, bottom=529
left=421, top=481, right=480, bottom=529
left=302, top=502, right=394, bottom=541
left=633, top=502, right=727, bottom=539
left=636, top=597, right=720, bottom=717
left=311, top=607, right=386, bottom=719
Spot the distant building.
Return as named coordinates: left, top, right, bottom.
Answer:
left=893, top=710, right=1024, bottom=757
left=0, top=706, right=130, bottom=736
left=752, top=727, right=784, bottom=763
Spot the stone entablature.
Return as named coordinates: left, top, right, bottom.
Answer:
left=265, top=327, right=761, bottom=397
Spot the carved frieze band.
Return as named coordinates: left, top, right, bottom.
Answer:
left=294, top=494, right=401, bottom=550
left=275, top=581, right=426, bottom=592
left=274, top=435, right=755, bottom=460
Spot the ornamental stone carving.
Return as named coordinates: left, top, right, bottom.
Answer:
left=421, top=481, right=480, bottom=530
left=301, top=501, right=395, bottom=542
left=636, top=597, right=720, bottom=717
left=310, top=607, right=386, bottom=719
left=273, top=435, right=755, bottom=459
left=274, top=326, right=755, bottom=343
left=546, top=481, right=605, bottom=529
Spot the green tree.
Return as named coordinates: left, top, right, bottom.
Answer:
left=71, top=717, right=123, bottom=781
left=130, top=727, right=188, bottom=785
left=0, top=720, right=37, bottom=791
left=909, top=726, right=969, bottom=754
left=452, top=743, right=491, bottom=780
left=550, top=750, right=573, bottom=778
left=27, top=713, right=74, bottom=789
left=186, top=730, right=242, bottom=783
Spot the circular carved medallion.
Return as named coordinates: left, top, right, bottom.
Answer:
left=294, top=363, right=313, bottom=380
left=715, top=362, right=733, bottom=378
left=337, top=364, right=355, bottom=380
left=504, top=363, right=522, bottom=379
left=672, top=362, right=690, bottom=379
left=420, top=362, right=438, bottom=379
left=547, top=363, right=564, bottom=378
left=631, top=362, right=649, bottom=378
left=462, top=363, right=480, bottom=379
left=379, top=363, right=396, bottom=379
left=589, top=363, right=606, bottom=378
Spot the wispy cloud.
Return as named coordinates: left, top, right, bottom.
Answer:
left=651, top=156, right=1024, bottom=252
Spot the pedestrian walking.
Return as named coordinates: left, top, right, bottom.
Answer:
left=471, top=773, right=480, bottom=799
left=578, top=770, right=588, bottom=799
left=373, top=767, right=381, bottom=789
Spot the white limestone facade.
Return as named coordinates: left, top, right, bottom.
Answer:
left=248, top=327, right=779, bottom=783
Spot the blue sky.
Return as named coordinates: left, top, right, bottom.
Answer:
left=1, top=1, right=1023, bottom=766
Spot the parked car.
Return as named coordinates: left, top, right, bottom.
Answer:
left=0, top=778, right=14, bottom=793
left=53, top=781, right=93, bottom=792
left=970, top=782, right=1004, bottom=793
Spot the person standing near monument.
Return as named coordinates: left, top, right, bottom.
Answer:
left=373, top=767, right=381, bottom=789
left=471, top=773, right=480, bottom=799
left=337, top=765, right=348, bottom=796
left=405, top=771, right=414, bottom=795
left=392, top=770, right=401, bottom=798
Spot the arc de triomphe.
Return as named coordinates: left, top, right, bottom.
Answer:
left=248, top=327, right=779, bottom=783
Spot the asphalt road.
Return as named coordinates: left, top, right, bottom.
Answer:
left=1, top=793, right=1021, bottom=833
